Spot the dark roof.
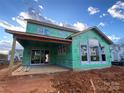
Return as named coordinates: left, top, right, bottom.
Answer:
left=25, top=19, right=79, bottom=33
left=67, top=26, right=113, bottom=44
left=5, top=29, right=72, bottom=44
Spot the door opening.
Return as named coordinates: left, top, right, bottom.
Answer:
left=31, top=49, right=49, bottom=65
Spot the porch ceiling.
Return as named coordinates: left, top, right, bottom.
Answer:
left=5, top=29, right=72, bottom=44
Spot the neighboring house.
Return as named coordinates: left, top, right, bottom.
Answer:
left=110, top=44, right=124, bottom=62
left=8, top=49, right=23, bottom=62
left=5, top=19, right=112, bottom=70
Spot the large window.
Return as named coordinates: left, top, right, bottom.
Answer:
left=80, top=39, right=106, bottom=63
left=31, top=49, right=49, bottom=65
left=81, top=45, right=87, bottom=61
left=89, top=39, right=100, bottom=61
left=31, top=50, right=41, bottom=64
left=90, top=46, right=99, bottom=61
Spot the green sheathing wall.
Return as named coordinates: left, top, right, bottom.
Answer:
left=53, top=44, right=73, bottom=68
left=26, top=23, right=73, bottom=38
left=22, top=47, right=30, bottom=65
left=72, top=30, right=111, bottom=70
left=22, top=41, right=58, bottom=66
left=21, top=40, right=73, bottom=68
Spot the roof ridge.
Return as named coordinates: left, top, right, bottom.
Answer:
left=24, top=19, right=79, bottom=33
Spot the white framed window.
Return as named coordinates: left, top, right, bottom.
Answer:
left=89, top=39, right=100, bottom=62
left=101, top=46, right=106, bottom=61
left=90, top=46, right=100, bottom=61
left=80, top=45, right=88, bottom=62
left=80, top=39, right=107, bottom=63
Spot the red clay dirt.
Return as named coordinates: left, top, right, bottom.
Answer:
left=0, top=74, right=55, bottom=93
left=0, top=66, right=124, bottom=93
left=51, top=66, right=124, bottom=93
left=0, top=64, right=8, bottom=70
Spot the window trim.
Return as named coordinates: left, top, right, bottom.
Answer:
left=80, top=39, right=107, bottom=64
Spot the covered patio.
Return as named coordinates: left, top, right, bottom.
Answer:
left=12, top=65, right=70, bottom=76
left=5, top=29, right=72, bottom=75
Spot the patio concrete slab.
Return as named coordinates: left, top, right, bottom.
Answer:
left=12, top=65, right=70, bottom=76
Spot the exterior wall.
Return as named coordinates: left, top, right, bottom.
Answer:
left=22, top=22, right=73, bottom=68
left=22, top=46, right=30, bottom=65
left=26, top=23, right=73, bottom=38
left=21, top=22, right=111, bottom=70
left=22, top=41, right=55, bottom=65
left=54, top=44, right=73, bottom=68
left=22, top=40, right=73, bottom=68
left=72, top=30, right=111, bottom=70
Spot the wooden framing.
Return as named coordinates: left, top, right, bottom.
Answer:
left=9, top=36, right=16, bottom=68
left=5, top=29, right=72, bottom=44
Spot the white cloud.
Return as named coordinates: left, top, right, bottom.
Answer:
left=44, top=16, right=56, bottom=23
left=108, top=35, right=121, bottom=42
left=99, top=15, right=102, bottom=18
left=58, top=22, right=64, bottom=26
left=3, top=11, right=33, bottom=32
left=43, top=17, right=88, bottom=31
left=12, top=17, right=16, bottom=21
left=88, top=6, right=100, bottom=15
left=103, top=13, right=107, bottom=16
left=3, top=36, right=7, bottom=39
left=0, top=11, right=31, bottom=32
left=99, top=13, right=107, bottom=18
left=39, top=5, right=43, bottom=9
left=73, top=22, right=88, bottom=31
left=14, top=12, right=29, bottom=28
left=0, top=40, right=12, bottom=54
left=98, top=22, right=105, bottom=27
left=0, top=40, right=23, bottom=54
left=0, top=19, right=25, bottom=31
left=34, top=0, right=38, bottom=2
left=103, top=13, right=106, bottom=16
left=108, top=1, right=124, bottom=20
left=1, top=10, right=56, bottom=32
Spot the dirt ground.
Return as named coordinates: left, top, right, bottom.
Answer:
left=0, top=65, right=124, bottom=93
left=0, top=64, right=8, bottom=70
left=51, top=66, right=124, bottom=93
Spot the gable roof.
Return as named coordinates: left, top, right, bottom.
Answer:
left=25, top=19, right=79, bottom=33
left=67, top=26, right=113, bottom=44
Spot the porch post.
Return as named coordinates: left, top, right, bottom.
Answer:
left=9, top=36, right=16, bottom=68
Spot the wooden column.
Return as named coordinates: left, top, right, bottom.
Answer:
left=9, top=36, right=16, bottom=68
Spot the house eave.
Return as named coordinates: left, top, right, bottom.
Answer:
left=5, top=29, right=72, bottom=45
left=67, top=26, right=113, bottom=44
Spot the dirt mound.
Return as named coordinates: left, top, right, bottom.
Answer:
left=51, top=66, right=124, bottom=93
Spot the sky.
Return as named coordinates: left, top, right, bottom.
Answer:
left=0, top=0, right=124, bottom=54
